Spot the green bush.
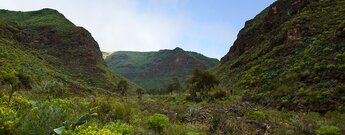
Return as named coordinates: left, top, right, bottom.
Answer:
left=316, top=126, right=340, bottom=135
left=289, top=112, right=320, bottom=134
left=148, top=113, right=169, bottom=132
left=246, top=111, right=269, bottom=122
left=35, top=81, right=69, bottom=99
left=108, top=102, right=131, bottom=122
left=0, top=107, right=16, bottom=135
left=323, top=47, right=331, bottom=53
left=117, top=80, right=129, bottom=96
left=103, top=122, right=133, bottom=134
left=327, top=64, right=336, bottom=70
left=92, top=99, right=132, bottom=122
left=335, top=85, right=345, bottom=95
left=165, top=124, right=202, bottom=135
left=16, top=99, right=74, bottom=135
left=68, top=122, right=133, bottom=135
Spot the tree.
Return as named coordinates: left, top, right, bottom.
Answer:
left=117, top=80, right=129, bottom=96
left=136, top=88, right=144, bottom=99
left=148, top=113, right=169, bottom=133
left=2, top=70, right=21, bottom=106
left=189, top=69, right=219, bottom=100
left=166, top=77, right=182, bottom=93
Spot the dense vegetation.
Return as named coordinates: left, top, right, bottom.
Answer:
left=215, top=0, right=345, bottom=112
left=2, top=87, right=345, bottom=134
left=1, top=0, right=345, bottom=134
left=105, top=47, right=219, bottom=90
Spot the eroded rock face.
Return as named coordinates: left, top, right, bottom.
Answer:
left=221, top=0, right=311, bottom=63
left=287, top=25, right=305, bottom=40
left=0, top=9, right=119, bottom=90
left=288, top=0, right=310, bottom=16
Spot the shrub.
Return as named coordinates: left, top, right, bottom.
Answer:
left=165, top=124, right=201, bottom=135
left=16, top=99, right=74, bottom=135
left=93, top=99, right=132, bottom=122
left=117, top=80, right=129, bottom=96
left=211, top=90, right=227, bottom=100
left=184, top=105, right=202, bottom=123
left=8, top=96, right=31, bottom=110
left=136, top=88, right=144, bottom=99
left=323, top=47, right=331, bottom=53
left=67, top=124, right=122, bottom=135
left=108, top=102, right=131, bottom=122
left=327, top=64, right=336, bottom=70
left=68, top=122, right=133, bottom=135
left=315, top=126, right=340, bottom=135
left=35, top=80, right=69, bottom=99
left=290, top=112, right=320, bottom=134
left=103, top=122, right=133, bottom=134
left=148, top=113, right=169, bottom=132
left=0, top=107, right=16, bottom=135
left=210, top=110, right=224, bottom=133
left=166, top=77, right=182, bottom=93
left=246, top=111, right=269, bottom=122
left=335, top=85, right=345, bottom=95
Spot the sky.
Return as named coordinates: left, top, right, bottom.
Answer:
left=0, top=0, right=275, bottom=59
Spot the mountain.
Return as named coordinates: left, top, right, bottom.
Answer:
left=0, top=9, right=135, bottom=93
left=105, top=47, right=220, bottom=89
left=214, top=0, right=345, bottom=112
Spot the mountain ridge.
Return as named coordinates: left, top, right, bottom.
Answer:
left=106, top=47, right=220, bottom=89
left=0, top=8, right=137, bottom=93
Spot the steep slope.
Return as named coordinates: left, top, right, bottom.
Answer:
left=0, top=9, right=134, bottom=93
left=106, top=47, right=220, bottom=89
left=215, top=0, right=345, bottom=112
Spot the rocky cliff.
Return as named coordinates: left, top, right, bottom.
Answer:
left=215, top=0, right=345, bottom=112
left=0, top=9, right=133, bottom=92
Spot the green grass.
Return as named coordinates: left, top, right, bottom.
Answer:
left=0, top=9, right=75, bottom=31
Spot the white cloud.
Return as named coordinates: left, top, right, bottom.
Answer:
left=0, top=0, right=237, bottom=59
left=0, top=0, right=187, bottom=51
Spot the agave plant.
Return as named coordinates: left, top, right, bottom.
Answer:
left=7, top=84, right=14, bottom=106
left=53, top=111, right=98, bottom=134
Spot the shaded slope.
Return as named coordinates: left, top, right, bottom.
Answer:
left=0, top=9, right=135, bottom=92
left=106, top=47, right=219, bottom=89
left=214, top=0, right=345, bottom=112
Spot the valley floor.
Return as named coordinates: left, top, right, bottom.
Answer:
left=0, top=90, right=344, bottom=135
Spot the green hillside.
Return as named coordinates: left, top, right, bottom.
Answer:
left=1, top=1, right=345, bottom=134
left=105, top=47, right=220, bottom=89
left=0, top=9, right=136, bottom=93
left=214, top=0, right=345, bottom=112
